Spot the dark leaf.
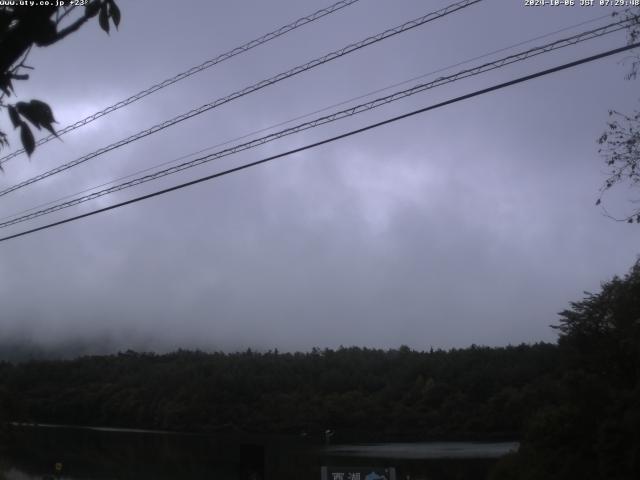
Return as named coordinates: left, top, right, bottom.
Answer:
left=85, top=1, right=101, bottom=18
left=33, top=19, right=57, bottom=46
left=0, top=130, right=7, bottom=155
left=108, top=0, right=121, bottom=29
left=627, top=218, right=634, bottom=223
left=15, top=102, right=40, bottom=130
left=15, top=100, right=58, bottom=136
left=0, top=76, right=13, bottom=96
left=28, top=100, right=56, bottom=124
left=595, top=198, right=601, bottom=206
left=99, top=3, right=110, bottom=34
left=20, top=123, right=35, bottom=156
left=28, top=100, right=57, bottom=136
left=7, top=105, right=22, bottom=128
left=41, top=122, right=58, bottom=137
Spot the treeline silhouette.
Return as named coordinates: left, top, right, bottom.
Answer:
left=491, top=260, right=640, bottom=480
left=1, top=259, right=638, bottom=479
left=0, top=343, right=561, bottom=441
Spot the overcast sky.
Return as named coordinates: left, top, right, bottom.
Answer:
left=1, top=0, right=639, bottom=353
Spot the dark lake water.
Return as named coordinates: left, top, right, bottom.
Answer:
left=0, top=425, right=518, bottom=480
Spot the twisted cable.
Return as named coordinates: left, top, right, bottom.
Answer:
left=0, top=15, right=631, bottom=230
left=0, top=0, right=482, bottom=196
left=0, top=0, right=362, bottom=166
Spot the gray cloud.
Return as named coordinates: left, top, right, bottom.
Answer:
left=1, top=0, right=639, bottom=354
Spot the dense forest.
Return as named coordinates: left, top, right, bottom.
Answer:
left=0, top=343, right=561, bottom=441
left=490, top=260, right=640, bottom=480
left=0, top=260, right=639, bottom=479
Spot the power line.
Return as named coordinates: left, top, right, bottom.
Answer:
left=1, top=41, right=638, bottom=245
left=0, top=0, right=362, bottom=167
left=0, top=12, right=614, bottom=225
left=0, top=0, right=482, bottom=198
left=0, top=11, right=614, bottom=224
left=0, top=15, right=632, bottom=229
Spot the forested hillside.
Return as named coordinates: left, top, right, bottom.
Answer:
left=1, top=343, right=562, bottom=441
left=2, top=260, right=638, bottom=479
left=491, top=260, right=640, bottom=479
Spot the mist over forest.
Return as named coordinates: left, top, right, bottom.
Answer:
left=2, top=0, right=640, bottom=479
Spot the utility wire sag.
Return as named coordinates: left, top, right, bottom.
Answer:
left=0, top=15, right=632, bottom=230
left=0, top=0, right=362, bottom=167
left=0, top=0, right=483, bottom=198
left=0, top=10, right=613, bottom=224
left=1, top=41, right=638, bottom=244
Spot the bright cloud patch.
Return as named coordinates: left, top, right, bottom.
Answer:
left=340, top=151, right=441, bottom=233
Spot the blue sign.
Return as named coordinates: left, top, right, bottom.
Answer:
left=321, top=466, right=396, bottom=480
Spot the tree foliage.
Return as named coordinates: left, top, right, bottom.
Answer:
left=0, top=1, right=120, bottom=161
left=2, top=261, right=639, bottom=477
left=597, top=108, right=640, bottom=223
left=492, top=259, right=640, bottom=479
left=555, top=259, right=640, bottom=385
left=597, top=8, right=640, bottom=222
left=0, top=344, right=562, bottom=442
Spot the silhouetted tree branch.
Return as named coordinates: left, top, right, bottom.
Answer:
left=597, top=8, right=640, bottom=223
left=0, top=0, right=120, bottom=162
